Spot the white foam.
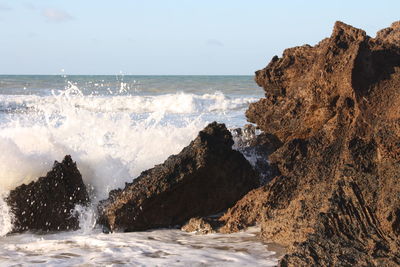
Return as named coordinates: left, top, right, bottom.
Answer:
left=0, top=90, right=257, bottom=115
left=73, top=205, right=97, bottom=234
left=0, top=192, right=13, bottom=237
left=0, top=227, right=280, bottom=266
left=0, top=84, right=256, bottom=200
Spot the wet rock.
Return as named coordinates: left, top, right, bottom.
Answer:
left=223, top=21, right=400, bottom=266
left=6, top=155, right=89, bottom=233
left=233, top=126, right=282, bottom=185
left=98, top=122, right=259, bottom=232
left=181, top=217, right=222, bottom=234
left=232, top=124, right=258, bottom=148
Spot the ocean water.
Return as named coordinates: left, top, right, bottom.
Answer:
left=0, top=75, right=279, bottom=266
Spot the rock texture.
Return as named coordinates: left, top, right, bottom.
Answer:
left=223, top=21, right=400, bottom=266
left=6, top=155, right=89, bottom=233
left=98, top=122, right=259, bottom=232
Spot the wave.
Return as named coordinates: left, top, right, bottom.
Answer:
left=0, top=91, right=257, bottom=116
left=0, top=84, right=258, bottom=236
left=0, top=192, right=13, bottom=236
left=0, top=85, right=256, bottom=197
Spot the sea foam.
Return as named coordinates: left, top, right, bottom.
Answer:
left=0, top=191, right=13, bottom=236
left=0, top=78, right=282, bottom=265
left=0, top=84, right=256, bottom=201
left=0, top=227, right=279, bottom=266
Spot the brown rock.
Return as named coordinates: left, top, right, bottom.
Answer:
left=376, top=21, right=400, bottom=46
left=6, top=155, right=89, bottom=233
left=223, top=21, right=400, bottom=266
left=98, top=122, right=259, bottom=232
left=181, top=217, right=222, bottom=234
left=219, top=185, right=270, bottom=234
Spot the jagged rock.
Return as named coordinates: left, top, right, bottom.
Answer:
left=98, top=122, right=259, bottom=232
left=376, top=21, right=400, bottom=46
left=6, top=155, right=89, bottom=233
left=222, top=21, right=400, bottom=266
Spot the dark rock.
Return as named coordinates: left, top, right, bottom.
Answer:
left=221, top=21, right=400, bottom=266
left=6, top=155, right=89, bottom=233
left=98, top=122, right=259, bottom=232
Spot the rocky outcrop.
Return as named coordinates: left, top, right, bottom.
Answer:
left=223, top=21, right=400, bottom=266
left=98, top=122, right=259, bottom=232
left=6, top=155, right=89, bottom=233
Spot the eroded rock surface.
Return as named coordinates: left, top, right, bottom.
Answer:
left=98, top=122, right=259, bottom=232
left=6, top=155, right=89, bottom=233
left=223, top=21, right=400, bottom=266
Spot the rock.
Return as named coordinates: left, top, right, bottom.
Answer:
left=98, top=122, right=259, bottom=232
left=6, top=155, right=89, bottom=233
left=223, top=21, right=400, bottom=266
left=376, top=21, right=400, bottom=46
left=232, top=124, right=258, bottom=148
left=219, top=185, right=270, bottom=234
left=181, top=217, right=222, bottom=234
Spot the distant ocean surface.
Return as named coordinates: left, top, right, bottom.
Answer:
left=0, top=75, right=279, bottom=266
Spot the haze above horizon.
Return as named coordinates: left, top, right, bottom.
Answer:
left=0, top=0, right=398, bottom=75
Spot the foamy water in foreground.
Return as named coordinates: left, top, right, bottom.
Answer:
left=0, top=75, right=280, bottom=266
left=0, top=227, right=280, bottom=266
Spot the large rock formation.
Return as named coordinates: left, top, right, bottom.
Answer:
left=98, top=122, right=259, bottom=232
left=6, top=155, right=89, bottom=233
left=223, top=21, right=400, bottom=266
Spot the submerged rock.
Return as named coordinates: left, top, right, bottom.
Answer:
left=6, top=155, right=89, bottom=233
left=98, top=122, right=259, bottom=232
left=222, top=21, right=400, bottom=266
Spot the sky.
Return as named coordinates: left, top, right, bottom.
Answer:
left=0, top=0, right=399, bottom=75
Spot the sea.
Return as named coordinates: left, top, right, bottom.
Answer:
left=0, top=75, right=280, bottom=266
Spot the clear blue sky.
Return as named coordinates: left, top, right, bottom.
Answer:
left=0, top=0, right=398, bottom=75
